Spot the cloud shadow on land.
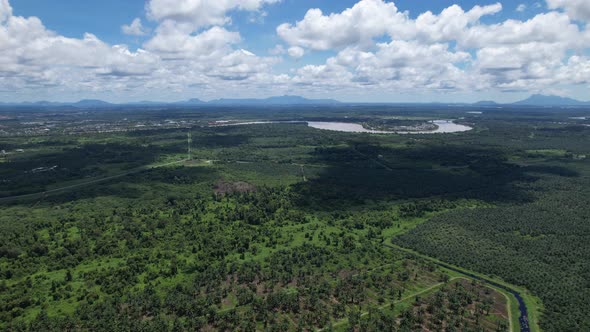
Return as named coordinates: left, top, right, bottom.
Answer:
left=38, top=165, right=221, bottom=205
left=0, top=143, right=160, bottom=198
left=0, top=138, right=221, bottom=206
left=290, top=143, right=578, bottom=211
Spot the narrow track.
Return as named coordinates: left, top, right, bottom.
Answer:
left=0, top=159, right=188, bottom=204
left=384, top=243, right=530, bottom=332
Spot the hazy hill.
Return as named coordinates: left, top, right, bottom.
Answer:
left=209, top=95, right=341, bottom=105
left=512, top=94, right=589, bottom=106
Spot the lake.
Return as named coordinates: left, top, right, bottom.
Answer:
left=213, top=120, right=473, bottom=134
left=307, top=120, right=472, bottom=134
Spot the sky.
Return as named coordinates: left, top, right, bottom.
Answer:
left=0, top=0, right=589, bottom=103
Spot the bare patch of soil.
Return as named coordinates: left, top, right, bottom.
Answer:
left=213, top=181, right=256, bottom=195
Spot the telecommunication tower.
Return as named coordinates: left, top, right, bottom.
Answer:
left=187, top=132, right=192, bottom=160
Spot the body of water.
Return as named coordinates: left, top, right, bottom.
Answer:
left=213, top=120, right=473, bottom=134
left=307, top=120, right=472, bottom=134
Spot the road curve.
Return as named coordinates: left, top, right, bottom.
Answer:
left=383, top=243, right=530, bottom=332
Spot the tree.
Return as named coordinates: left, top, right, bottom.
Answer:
left=65, top=270, right=73, bottom=282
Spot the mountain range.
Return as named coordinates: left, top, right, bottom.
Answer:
left=510, top=94, right=590, bottom=106
left=0, top=95, right=340, bottom=108
left=0, top=94, right=589, bottom=108
left=460, top=95, right=590, bottom=107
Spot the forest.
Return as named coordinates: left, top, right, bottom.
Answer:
left=0, top=106, right=589, bottom=331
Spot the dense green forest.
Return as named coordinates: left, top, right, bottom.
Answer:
left=0, top=106, right=589, bottom=331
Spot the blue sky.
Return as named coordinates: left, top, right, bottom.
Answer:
left=1, top=0, right=589, bottom=103
left=10, top=0, right=548, bottom=54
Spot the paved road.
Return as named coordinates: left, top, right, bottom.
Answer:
left=0, top=159, right=188, bottom=204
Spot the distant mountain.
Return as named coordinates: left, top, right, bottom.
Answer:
left=27, top=101, right=65, bottom=107
left=71, top=99, right=114, bottom=108
left=0, top=96, right=341, bottom=108
left=5, top=94, right=589, bottom=108
left=125, top=100, right=169, bottom=106
left=209, top=95, right=341, bottom=105
left=125, top=99, right=205, bottom=107
left=174, top=98, right=206, bottom=105
left=473, top=100, right=498, bottom=106
left=0, top=101, right=66, bottom=107
left=513, top=94, right=590, bottom=106
left=264, top=95, right=340, bottom=105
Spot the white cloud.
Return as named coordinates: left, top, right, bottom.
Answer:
left=278, top=0, right=590, bottom=95
left=287, top=46, right=305, bottom=58
left=517, top=4, right=527, bottom=12
left=474, top=42, right=565, bottom=90
left=0, top=0, right=11, bottom=23
left=248, top=10, right=269, bottom=24
left=146, top=0, right=280, bottom=29
left=547, top=0, right=590, bottom=22
left=277, top=0, right=409, bottom=50
left=292, top=64, right=355, bottom=90
left=1, top=0, right=590, bottom=101
left=122, top=18, right=148, bottom=36
left=0, top=0, right=281, bottom=99
left=207, top=49, right=279, bottom=80
left=459, top=12, right=584, bottom=48
left=268, top=44, right=286, bottom=55
left=141, top=0, right=280, bottom=80
left=277, top=1, right=503, bottom=50
left=0, top=13, right=159, bottom=91
left=413, top=3, right=502, bottom=44
left=291, top=41, right=471, bottom=92
left=558, top=55, right=590, bottom=84
left=144, top=23, right=241, bottom=59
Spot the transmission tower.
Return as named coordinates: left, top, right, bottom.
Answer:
left=187, top=132, right=192, bottom=160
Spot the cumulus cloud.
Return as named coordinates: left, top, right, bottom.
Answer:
left=547, top=0, right=590, bottom=22
left=146, top=0, right=280, bottom=29
left=1, top=0, right=590, bottom=101
left=278, top=0, right=590, bottom=95
left=288, top=46, right=305, bottom=58
left=292, top=41, right=471, bottom=92
left=277, top=1, right=503, bottom=50
left=517, top=4, right=527, bottom=12
left=558, top=55, right=590, bottom=84
left=277, top=0, right=409, bottom=50
left=207, top=49, right=279, bottom=80
left=413, top=3, right=502, bottom=44
left=0, top=11, right=159, bottom=92
left=144, top=23, right=240, bottom=59
left=0, top=0, right=282, bottom=99
left=141, top=0, right=280, bottom=67
left=268, top=44, right=286, bottom=55
left=0, top=0, right=11, bottom=22
left=459, top=12, right=584, bottom=48
left=122, top=18, right=148, bottom=36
